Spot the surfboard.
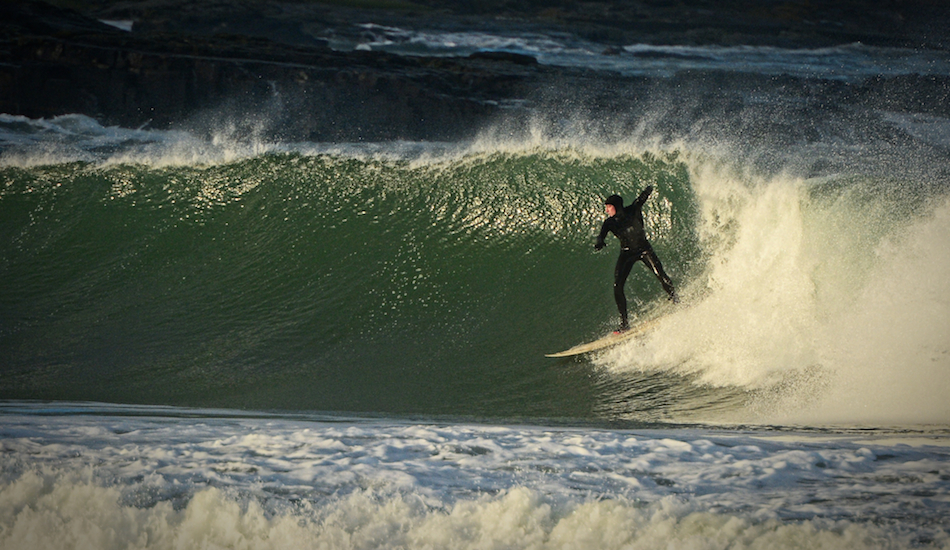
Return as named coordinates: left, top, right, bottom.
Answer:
left=545, top=317, right=661, bottom=358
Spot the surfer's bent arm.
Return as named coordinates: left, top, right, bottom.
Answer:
left=595, top=220, right=612, bottom=250
left=632, top=186, right=653, bottom=209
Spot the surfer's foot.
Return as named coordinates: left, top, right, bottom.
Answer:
left=614, top=324, right=629, bottom=334
left=669, top=291, right=679, bottom=304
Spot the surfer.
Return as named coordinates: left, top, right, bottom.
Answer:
left=595, top=186, right=677, bottom=332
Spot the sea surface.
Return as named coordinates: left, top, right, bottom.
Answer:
left=2, top=34, right=949, bottom=549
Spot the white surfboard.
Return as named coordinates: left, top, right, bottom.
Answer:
left=545, top=317, right=661, bottom=358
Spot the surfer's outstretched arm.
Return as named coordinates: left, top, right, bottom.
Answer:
left=631, top=185, right=653, bottom=209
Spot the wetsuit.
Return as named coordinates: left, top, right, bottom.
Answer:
left=595, top=186, right=676, bottom=330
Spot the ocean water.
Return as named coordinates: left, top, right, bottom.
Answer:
left=2, top=36, right=950, bottom=549
left=339, top=26, right=950, bottom=79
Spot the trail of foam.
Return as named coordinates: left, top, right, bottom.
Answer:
left=1, top=410, right=947, bottom=549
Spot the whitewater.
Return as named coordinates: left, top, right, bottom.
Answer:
left=2, top=39, right=950, bottom=549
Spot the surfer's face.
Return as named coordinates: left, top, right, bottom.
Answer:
left=605, top=203, right=617, bottom=217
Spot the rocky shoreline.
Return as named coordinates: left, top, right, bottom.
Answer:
left=1, top=0, right=948, bottom=142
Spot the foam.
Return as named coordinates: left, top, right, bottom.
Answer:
left=0, top=114, right=286, bottom=169
left=801, top=197, right=950, bottom=425
left=1, top=409, right=947, bottom=549
left=594, top=154, right=950, bottom=426
left=344, top=25, right=950, bottom=79
left=2, top=480, right=919, bottom=550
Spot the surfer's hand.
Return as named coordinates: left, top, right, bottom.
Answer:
left=594, top=241, right=605, bottom=251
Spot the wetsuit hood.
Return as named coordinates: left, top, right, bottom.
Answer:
left=605, top=194, right=624, bottom=211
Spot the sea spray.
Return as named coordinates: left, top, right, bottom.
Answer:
left=594, top=153, right=950, bottom=425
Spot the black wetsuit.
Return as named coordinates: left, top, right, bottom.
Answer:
left=595, top=186, right=676, bottom=330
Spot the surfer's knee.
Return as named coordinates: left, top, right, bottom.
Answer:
left=613, top=285, right=625, bottom=300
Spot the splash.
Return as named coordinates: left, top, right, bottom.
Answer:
left=595, top=153, right=950, bottom=426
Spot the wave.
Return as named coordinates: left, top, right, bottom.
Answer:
left=3, top=480, right=932, bottom=550
left=1, top=114, right=948, bottom=427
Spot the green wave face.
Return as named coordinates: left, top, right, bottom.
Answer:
left=0, top=151, right=701, bottom=418
left=4, top=146, right=947, bottom=426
